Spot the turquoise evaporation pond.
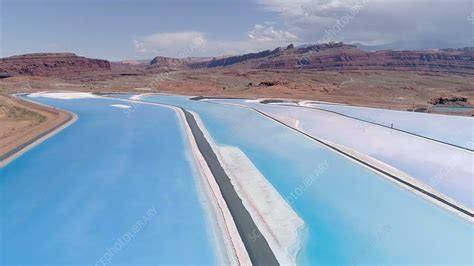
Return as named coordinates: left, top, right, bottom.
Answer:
left=309, top=103, right=474, bottom=149
left=138, top=95, right=473, bottom=265
left=0, top=97, right=218, bottom=265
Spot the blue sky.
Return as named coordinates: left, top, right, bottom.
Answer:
left=1, top=0, right=472, bottom=60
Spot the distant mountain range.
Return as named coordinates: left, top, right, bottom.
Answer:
left=1, top=43, right=473, bottom=79
left=150, top=42, right=474, bottom=74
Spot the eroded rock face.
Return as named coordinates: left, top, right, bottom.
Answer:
left=148, top=56, right=215, bottom=72
left=189, top=48, right=283, bottom=68
left=184, top=43, right=474, bottom=74
left=0, top=53, right=111, bottom=77
left=254, top=44, right=474, bottom=73
left=149, top=56, right=185, bottom=68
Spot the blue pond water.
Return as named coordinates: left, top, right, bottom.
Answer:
left=309, top=103, right=474, bottom=149
left=139, top=95, right=473, bottom=265
left=210, top=98, right=474, bottom=211
left=0, top=97, right=218, bottom=265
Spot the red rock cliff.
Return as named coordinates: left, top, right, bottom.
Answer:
left=0, top=53, right=111, bottom=77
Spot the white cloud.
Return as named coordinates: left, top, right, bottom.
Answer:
left=134, top=1, right=472, bottom=58
left=255, top=0, right=473, bottom=48
left=133, top=25, right=299, bottom=57
left=133, top=31, right=207, bottom=56
left=248, top=24, right=299, bottom=43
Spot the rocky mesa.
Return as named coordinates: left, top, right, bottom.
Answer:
left=255, top=44, right=474, bottom=73
left=0, top=53, right=111, bottom=78
left=178, top=43, right=474, bottom=74
left=2, top=43, right=473, bottom=80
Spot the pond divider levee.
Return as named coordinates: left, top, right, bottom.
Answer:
left=288, top=103, right=474, bottom=152
left=252, top=109, right=474, bottom=219
left=195, top=98, right=473, bottom=220
left=99, top=95, right=280, bottom=265
left=181, top=109, right=280, bottom=266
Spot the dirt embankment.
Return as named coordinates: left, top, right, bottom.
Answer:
left=0, top=94, right=71, bottom=164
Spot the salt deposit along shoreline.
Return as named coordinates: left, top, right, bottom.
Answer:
left=18, top=92, right=472, bottom=264
left=105, top=94, right=304, bottom=264
left=99, top=94, right=282, bottom=265
left=254, top=98, right=473, bottom=152
left=179, top=109, right=280, bottom=265
left=175, top=109, right=250, bottom=266
left=297, top=102, right=473, bottom=152
left=14, top=92, right=254, bottom=265
left=192, top=112, right=305, bottom=265
left=199, top=98, right=473, bottom=221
